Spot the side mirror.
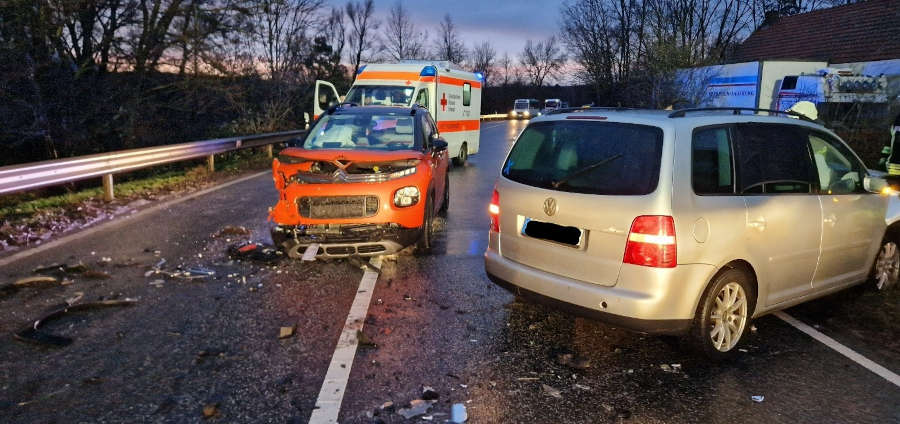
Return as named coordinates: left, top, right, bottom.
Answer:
left=865, top=174, right=890, bottom=194
left=432, top=139, right=448, bottom=152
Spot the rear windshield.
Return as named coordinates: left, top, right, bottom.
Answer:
left=502, top=121, right=663, bottom=195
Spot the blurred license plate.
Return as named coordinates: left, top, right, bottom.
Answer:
left=522, top=219, right=582, bottom=247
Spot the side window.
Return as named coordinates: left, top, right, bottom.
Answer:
left=463, top=83, right=471, bottom=106
left=415, top=88, right=429, bottom=108
left=420, top=114, right=434, bottom=150
left=732, top=123, right=815, bottom=194
left=808, top=132, right=865, bottom=194
left=692, top=127, right=734, bottom=194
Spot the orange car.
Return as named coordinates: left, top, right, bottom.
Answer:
left=269, top=105, right=450, bottom=258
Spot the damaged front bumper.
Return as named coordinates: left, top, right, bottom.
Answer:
left=272, top=223, right=421, bottom=258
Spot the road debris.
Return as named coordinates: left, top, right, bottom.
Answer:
left=556, top=352, right=591, bottom=369
left=279, top=326, right=295, bottom=339
left=660, top=364, right=682, bottom=373
left=202, top=403, right=220, bottom=418
left=542, top=384, right=562, bottom=398
left=0, top=276, right=59, bottom=298
left=751, top=395, right=765, bottom=403
left=149, top=279, right=165, bottom=288
left=348, top=255, right=380, bottom=273
left=379, top=401, right=395, bottom=413
left=356, top=330, right=377, bottom=348
left=397, top=399, right=435, bottom=419
left=228, top=242, right=282, bottom=264
left=451, top=403, right=468, bottom=423
left=14, top=298, right=138, bottom=347
left=421, top=386, right=439, bottom=401
left=65, top=291, right=84, bottom=305
left=216, top=225, right=251, bottom=237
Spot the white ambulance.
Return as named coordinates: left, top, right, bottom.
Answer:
left=314, top=61, right=483, bottom=165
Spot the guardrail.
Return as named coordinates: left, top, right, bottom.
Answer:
left=0, top=130, right=306, bottom=201
left=480, top=113, right=509, bottom=120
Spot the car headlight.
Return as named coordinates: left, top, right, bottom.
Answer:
left=524, top=111, right=530, bottom=117
left=389, top=166, right=417, bottom=179
left=393, top=186, right=420, bottom=207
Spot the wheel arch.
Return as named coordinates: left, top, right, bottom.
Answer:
left=695, top=259, right=760, bottom=319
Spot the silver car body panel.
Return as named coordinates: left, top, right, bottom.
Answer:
left=486, top=110, right=890, bottom=330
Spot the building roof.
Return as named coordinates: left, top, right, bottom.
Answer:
left=733, top=0, right=900, bottom=64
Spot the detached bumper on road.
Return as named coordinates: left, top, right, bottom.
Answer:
left=484, top=249, right=710, bottom=335
left=273, top=224, right=421, bottom=258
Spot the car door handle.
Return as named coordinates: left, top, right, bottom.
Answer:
left=748, top=218, right=767, bottom=232
left=824, top=214, right=837, bottom=227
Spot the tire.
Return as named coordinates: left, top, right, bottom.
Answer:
left=439, top=173, right=449, bottom=217
left=690, top=268, right=754, bottom=359
left=415, top=193, right=434, bottom=254
left=452, top=143, right=468, bottom=166
left=871, top=237, right=900, bottom=291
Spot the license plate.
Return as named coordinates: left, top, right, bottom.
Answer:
left=522, top=218, right=583, bottom=247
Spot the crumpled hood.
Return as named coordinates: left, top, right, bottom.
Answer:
left=278, top=147, right=424, bottom=163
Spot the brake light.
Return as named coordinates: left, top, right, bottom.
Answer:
left=623, top=215, right=676, bottom=268
left=489, top=189, right=500, bottom=232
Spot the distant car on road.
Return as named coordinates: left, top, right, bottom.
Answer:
left=270, top=105, right=450, bottom=258
left=509, top=98, right=540, bottom=119
left=485, top=106, right=899, bottom=357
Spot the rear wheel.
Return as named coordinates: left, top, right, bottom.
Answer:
left=690, top=268, right=753, bottom=359
left=452, top=143, right=468, bottom=166
left=415, top=193, right=434, bottom=254
left=871, top=237, right=900, bottom=291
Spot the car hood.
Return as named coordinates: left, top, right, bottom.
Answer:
left=278, top=147, right=424, bottom=162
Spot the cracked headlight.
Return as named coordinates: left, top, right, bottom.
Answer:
left=393, top=186, right=420, bottom=207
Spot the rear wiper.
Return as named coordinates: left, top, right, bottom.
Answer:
left=551, top=154, right=622, bottom=188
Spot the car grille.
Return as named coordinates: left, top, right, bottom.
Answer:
left=298, top=196, right=379, bottom=219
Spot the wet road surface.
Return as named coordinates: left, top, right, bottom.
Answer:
left=1, top=120, right=898, bottom=423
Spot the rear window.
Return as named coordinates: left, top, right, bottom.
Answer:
left=502, top=121, right=664, bottom=195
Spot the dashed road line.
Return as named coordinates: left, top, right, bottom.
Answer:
left=308, top=256, right=382, bottom=424
left=775, top=311, right=900, bottom=387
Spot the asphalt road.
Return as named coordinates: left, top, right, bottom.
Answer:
left=1, top=120, right=898, bottom=423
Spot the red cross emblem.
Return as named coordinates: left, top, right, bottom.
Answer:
left=440, top=93, right=447, bottom=111
left=405, top=80, right=412, bottom=85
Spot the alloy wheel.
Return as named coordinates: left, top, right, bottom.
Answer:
left=874, top=241, right=900, bottom=290
left=709, top=281, right=748, bottom=352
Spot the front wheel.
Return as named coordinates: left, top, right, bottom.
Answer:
left=452, top=143, right=468, bottom=166
left=871, top=238, right=900, bottom=291
left=415, top=194, right=434, bottom=255
left=690, top=268, right=753, bottom=359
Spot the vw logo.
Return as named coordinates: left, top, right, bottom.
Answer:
left=543, top=197, right=558, bottom=216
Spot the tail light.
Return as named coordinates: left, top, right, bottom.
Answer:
left=623, top=215, right=676, bottom=268
left=489, top=189, right=500, bottom=232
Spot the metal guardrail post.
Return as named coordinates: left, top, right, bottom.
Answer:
left=102, top=174, right=114, bottom=201
left=265, top=144, right=273, bottom=158
left=207, top=155, right=215, bottom=173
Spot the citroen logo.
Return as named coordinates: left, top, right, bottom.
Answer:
left=543, top=197, right=557, bottom=216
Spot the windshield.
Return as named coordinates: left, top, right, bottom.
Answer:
left=344, top=85, right=415, bottom=106
left=545, top=100, right=560, bottom=108
left=514, top=100, right=529, bottom=110
left=502, top=121, right=663, bottom=195
left=303, top=113, right=419, bottom=151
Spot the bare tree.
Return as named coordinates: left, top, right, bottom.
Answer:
left=470, top=41, right=496, bottom=85
left=433, top=13, right=466, bottom=65
left=345, top=0, right=378, bottom=76
left=519, top=36, right=565, bottom=87
left=381, top=0, right=426, bottom=61
left=253, top=0, right=322, bottom=80
left=495, top=52, right=516, bottom=86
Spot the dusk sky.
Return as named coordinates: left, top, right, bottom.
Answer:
left=326, top=0, right=564, bottom=58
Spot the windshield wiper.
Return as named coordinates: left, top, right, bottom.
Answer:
left=551, top=154, right=622, bottom=188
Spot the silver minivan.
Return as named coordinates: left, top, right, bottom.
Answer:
left=484, top=107, right=899, bottom=357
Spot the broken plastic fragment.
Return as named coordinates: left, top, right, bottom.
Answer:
left=302, top=244, right=319, bottom=261
left=751, top=395, right=765, bottom=403
left=451, top=403, right=468, bottom=423
left=397, top=399, right=434, bottom=419
left=542, top=384, right=562, bottom=398
left=279, top=326, right=295, bottom=339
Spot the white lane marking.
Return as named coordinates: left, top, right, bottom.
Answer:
left=0, top=170, right=270, bottom=269
left=309, top=256, right=382, bottom=424
left=775, top=311, right=900, bottom=387
left=302, top=243, right=319, bottom=261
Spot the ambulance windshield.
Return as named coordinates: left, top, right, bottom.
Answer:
left=345, top=85, right=416, bottom=106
